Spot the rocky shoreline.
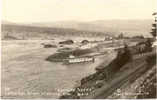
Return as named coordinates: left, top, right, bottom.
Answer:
left=59, top=51, right=156, bottom=99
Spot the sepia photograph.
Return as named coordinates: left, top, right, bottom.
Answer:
left=1, top=0, right=157, bottom=99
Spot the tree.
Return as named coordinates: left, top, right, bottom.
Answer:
left=150, top=12, right=157, bottom=37
left=145, top=38, right=152, bottom=52
left=150, top=23, right=156, bottom=37
left=123, top=44, right=132, bottom=61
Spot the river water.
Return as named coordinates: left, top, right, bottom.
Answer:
left=1, top=40, right=116, bottom=99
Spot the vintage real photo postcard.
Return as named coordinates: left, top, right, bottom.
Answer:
left=1, top=0, right=157, bottom=99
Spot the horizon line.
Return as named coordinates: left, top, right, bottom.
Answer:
left=1, top=18, right=154, bottom=24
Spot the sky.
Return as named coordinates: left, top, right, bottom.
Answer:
left=2, top=0, right=157, bottom=23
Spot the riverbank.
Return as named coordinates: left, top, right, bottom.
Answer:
left=59, top=50, right=156, bottom=99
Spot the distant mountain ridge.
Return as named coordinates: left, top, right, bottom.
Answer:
left=28, top=19, right=153, bottom=37
left=2, top=19, right=153, bottom=37
left=2, top=24, right=111, bottom=40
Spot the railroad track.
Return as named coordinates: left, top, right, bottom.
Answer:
left=82, top=51, right=156, bottom=99
left=83, top=61, right=148, bottom=99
